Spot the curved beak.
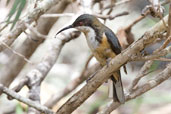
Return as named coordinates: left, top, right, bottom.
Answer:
left=56, top=25, right=73, bottom=36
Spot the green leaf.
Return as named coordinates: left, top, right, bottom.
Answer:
left=6, top=0, right=26, bottom=30
left=10, top=0, right=26, bottom=29
left=15, top=103, right=24, bottom=114
left=7, top=0, right=20, bottom=23
left=149, top=61, right=160, bottom=72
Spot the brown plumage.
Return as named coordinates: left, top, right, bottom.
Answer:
left=56, top=14, right=125, bottom=103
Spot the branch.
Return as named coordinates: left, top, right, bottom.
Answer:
left=131, top=46, right=171, bottom=61
left=0, top=41, right=33, bottom=64
left=142, top=0, right=165, bottom=18
left=41, top=13, right=74, bottom=18
left=94, top=11, right=129, bottom=20
left=25, top=23, right=48, bottom=39
left=98, top=63, right=171, bottom=114
left=44, top=63, right=100, bottom=108
left=10, top=30, right=80, bottom=110
left=0, top=0, right=70, bottom=52
left=0, top=0, right=70, bottom=95
left=167, top=3, right=171, bottom=36
left=101, top=0, right=131, bottom=12
left=0, top=84, right=54, bottom=114
left=56, top=15, right=169, bottom=114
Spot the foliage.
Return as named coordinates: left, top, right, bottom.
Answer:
left=6, top=0, right=26, bottom=30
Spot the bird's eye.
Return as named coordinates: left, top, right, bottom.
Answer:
left=79, top=22, right=83, bottom=26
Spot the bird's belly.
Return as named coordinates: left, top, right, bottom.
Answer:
left=93, top=48, right=116, bottom=66
left=86, top=36, right=116, bottom=66
left=86, top=35, right=99, bottom=51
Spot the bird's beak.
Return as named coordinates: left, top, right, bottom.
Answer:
left=56, top=25, right=73, bottom=36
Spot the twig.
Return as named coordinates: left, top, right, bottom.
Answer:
left=56, top=15, right=169, bottom=114
left=0, top=0, right=66, bottom=52
left=129, top=6, right=170, bottom=91
left=161, top=0, right=171, bottom=6
left=101, top=0, right=131, bottom=12
left=142, top=0, right=168, bottom=19
left=94, top=11, right=129, bottom=20
left=98, top=63, right=171, bottom=114
left=129, top=60, right=154, bottom=92
left=0, top=84, right=54, bottom=114
left=44, top=56, right=101, bottom=109
left=129, top=35, right=170, bottom=92
left=25, top=23, right=48, bottom=39
left=131, top=46, right=171, bottom=61
left=11, top=30, right=81, bottom=109
left=167, top=3, right=171, bottom=36
left=41, top=13, right=75, bottom=18
left=0, top=0, right=71, bottom=96
left=153, top=57, right=171, bottom=62
left=0, top=41, right=33, bottom=64
left=125, top=13, right=147, bottom=31
left=0, top=22, right=13, bottom=32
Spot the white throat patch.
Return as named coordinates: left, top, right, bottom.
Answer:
left=76, top=26, right=99, bottom=51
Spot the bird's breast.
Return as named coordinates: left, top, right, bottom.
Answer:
left=84, top=27, right=100, bottom=51
left=85, top=30, right=116, bottom=65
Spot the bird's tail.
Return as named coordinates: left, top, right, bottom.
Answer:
left=108, top=70, right=125, bottom=104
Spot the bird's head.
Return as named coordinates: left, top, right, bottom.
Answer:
left=56, top=14, right=102, bottom=35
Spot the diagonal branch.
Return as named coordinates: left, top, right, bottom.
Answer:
left=56, top=15, right=169, bottom=114
left=44, top=63, right=100, bottom=108
left=10, top=30, right=80, bottom=112
left=0, top=0, right=71, bottom=96
left=0, top=84, right=54, bottom=114
left=98, top=63, right=171, bottom=114
left=0, top=0, right=70, bottom=52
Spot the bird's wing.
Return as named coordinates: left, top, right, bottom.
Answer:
left=105, top=29, right=121, bottom=54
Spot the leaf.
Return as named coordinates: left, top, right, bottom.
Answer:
left=10, top=0, right=26, bottom=30
left=7, top=0, right=20, bottom=23
left=6, top=0, right=26, bottom=30
left=15, top=103, right=24, bottom=114
left=149, top=61, right=160, bottom=72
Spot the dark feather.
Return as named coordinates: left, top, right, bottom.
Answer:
left=110, top=70, right=125, bottom=103
left=105, top=29, right=121, bottom=54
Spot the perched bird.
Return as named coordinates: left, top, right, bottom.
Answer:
left=56, top=14, right=125, bottom=103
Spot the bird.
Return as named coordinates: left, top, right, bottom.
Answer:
left=56, top=14, right=125, bottom=104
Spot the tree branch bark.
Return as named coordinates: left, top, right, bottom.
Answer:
left=98, top=63, right=171, bottom=114
left=0, top=84, right=54, bottom=114
left=0, top=0, right=71, bottom=52
left=0, top=0, right=70, bottom=95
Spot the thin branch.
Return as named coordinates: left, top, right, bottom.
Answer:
left=0, top=0, right=69, bottom=52
left=94, top=11, right=129, bottom=20
left=41, top=13, right=75, bottom=18
left=131, top=46, right=171, bottom=61
left=25, top=23, right=48, bottom=39
left=153, top=57, right=171, bottom=62
left=11, top=30, right=81, bottom=107
left=101, top=0, right=131, bottom=12
left=0, top=84, right=54, bottom=114
left=167, top=3, right=171, bottom=36
left=44, top=56, right=101, bottom=109
left=98, top=63, right=171, bottom=114
left=148, top=0, right=165, bottom=18
left=0, top=41, right=33, bottom=64
left=128, top=36, right=170, bottom=92
left=129, top=61, right=154, bottom=92
left=0, top=0, right=71, bottom=96
left=125, top=13, right=147, bottom=31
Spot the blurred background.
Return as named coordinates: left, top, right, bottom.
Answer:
left=0, top=0, right=171, bottom=114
